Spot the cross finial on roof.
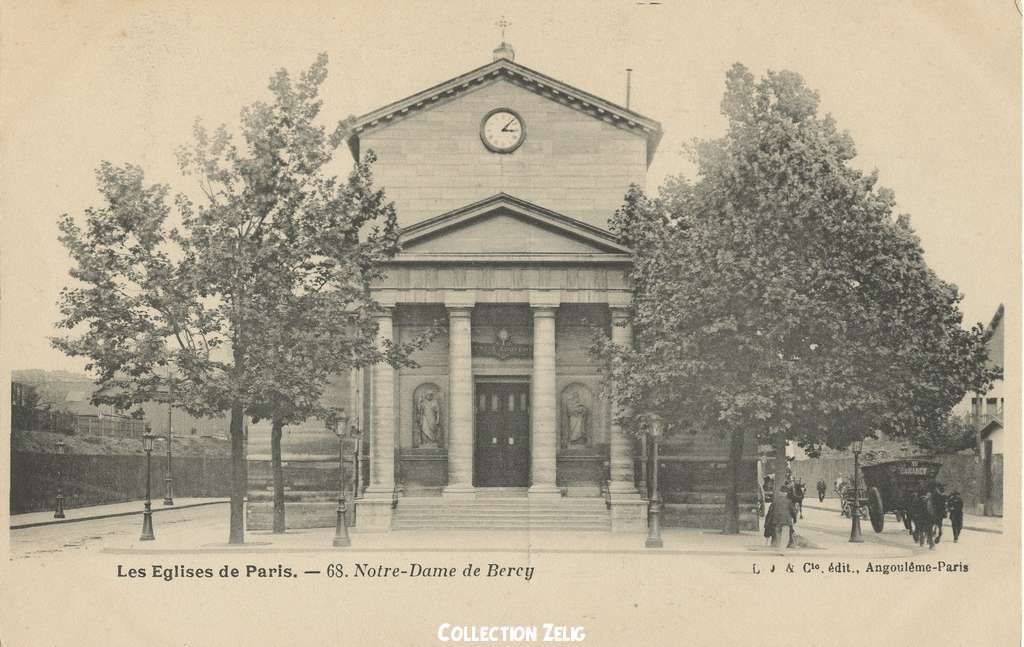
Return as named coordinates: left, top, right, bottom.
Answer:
left=496, top=16, right=511, bottom=42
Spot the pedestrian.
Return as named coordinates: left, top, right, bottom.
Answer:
left=762, top=497, right=797, bottom=547
left=947, top=490, right=964, bottom=542
left=816, top=479, right=826, bottom=502
left=763, top=484, right=799, bottom=547
left=931, top=484, right=947, bottom=543
left=762, top=475, right=774, bottom=505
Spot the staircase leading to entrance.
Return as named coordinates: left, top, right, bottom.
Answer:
left=392, top=493, right=611, bottom=531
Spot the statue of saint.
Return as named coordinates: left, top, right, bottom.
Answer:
left=563, top=389, right=590, bottom=446
left=415, top=389, right=442, bottom=447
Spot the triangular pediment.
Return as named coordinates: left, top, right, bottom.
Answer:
left=393, top=194, right=631, bottom=262
left=343, top=58, right=662, bottom=164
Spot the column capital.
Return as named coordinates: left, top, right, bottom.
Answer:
left=444, top=291, right=477, bottom=310
left=609, top=305, right=631, bottom=322
left=528, top=290, right=561, bottom=309
left=374, top=293, right=398, bottom=309
left=531, top=306, right=558, bottom=319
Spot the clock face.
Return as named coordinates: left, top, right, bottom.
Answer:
left=481, top=108, right=525, bottom=153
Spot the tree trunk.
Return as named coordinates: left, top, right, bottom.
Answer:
left=721, top=428, right=745, bottom=534
left=271, top=418, right=285, bottom=534
left=770, top=434, right=789, bottom=548
left=228, top=400, right=246, bottom=545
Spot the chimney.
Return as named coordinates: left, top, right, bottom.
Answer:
left=493, top=42, right=515, bottom=62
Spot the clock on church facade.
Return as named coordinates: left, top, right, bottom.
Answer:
left=245, top=41, right=759, bottom=536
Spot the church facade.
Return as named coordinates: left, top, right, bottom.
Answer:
left=246, top=43, right=757, bottom=533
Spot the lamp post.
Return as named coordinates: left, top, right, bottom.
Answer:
left=849, top=437, right=864, bottom=543
left=53, top=438, right=66, bottom=519
left=140, top=432, right=156, bottom=541
left=163, top=371, right=174, bottom=506
left=643, top=413, right=665, bottom=549
left=351, top=423, right=363, bottom=504
left=330, top=408, right=351, bottom=548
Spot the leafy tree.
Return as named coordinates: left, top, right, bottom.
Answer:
left=594, top=64, right=998, bottom=545
left=53, top=54, right=414, bottom=544
left=910, top=413, right=977, bottom=454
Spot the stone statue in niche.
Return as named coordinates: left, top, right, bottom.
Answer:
left=413, top=383, right=443, bottom=448
left=561, top=384, right=592, bottom=447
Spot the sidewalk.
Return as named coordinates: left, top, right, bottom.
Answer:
left=802, top=499, right=1003, bottom=534
left=10, top=497, right=229, bottom=530
left=97, top=517, right=916, bottom=558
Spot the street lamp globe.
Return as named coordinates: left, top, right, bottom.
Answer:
left=643, top=412, right=665, bottom=439
left=142, top=432, right=155, bottom=453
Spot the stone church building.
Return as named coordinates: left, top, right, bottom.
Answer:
left=247, top=42, right=758, bottom=533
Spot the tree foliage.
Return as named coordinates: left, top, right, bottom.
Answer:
left=594, top=63, right=999, bottom=535
left=53, top=54, right=419, bottom=542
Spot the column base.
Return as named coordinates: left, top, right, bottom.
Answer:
left=527, top=484, right=562, bottom=499
left=442, top=485, right=477, bottom=499
left=609, top=492, right=647, bottom=533
left=354, top=496, right=394, bottom=532
left=608, top=481, right=640, bottom=495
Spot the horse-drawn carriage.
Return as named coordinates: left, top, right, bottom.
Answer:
left=860, top=458, right=943, bottom=533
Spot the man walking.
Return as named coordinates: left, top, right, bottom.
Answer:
left=946, top=490, right=965, bottom=542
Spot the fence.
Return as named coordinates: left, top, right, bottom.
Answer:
left=10, top=452, right=233, bottom=514
left=72, top=416, right=149, bottom=438
left=791, top=453, right=1001, bottom=516
left=12, top=408, right=149, bottom=438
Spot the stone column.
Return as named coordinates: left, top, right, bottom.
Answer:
left=444, top=295, right=476, bottom=497
left=356, top=306, right=397, bottom=530
left=608, top=305, right=645, bottom=531
left=529, top=297, right=560, bottom=497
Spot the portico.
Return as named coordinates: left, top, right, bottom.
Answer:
left=354, top=195, right=646, bottom=531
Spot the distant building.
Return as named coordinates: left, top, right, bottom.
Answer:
left=971, top=305, right=1004, bottom=515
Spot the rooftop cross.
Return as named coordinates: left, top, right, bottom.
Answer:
left=496, top=16, right=511, bottom=42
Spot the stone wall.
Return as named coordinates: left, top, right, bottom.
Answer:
left=11, top=452, right=231, bottom=514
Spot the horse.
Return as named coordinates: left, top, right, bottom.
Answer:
left=908, top=490, right=942, bottom=549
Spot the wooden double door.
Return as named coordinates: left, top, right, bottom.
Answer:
left=474, top=382, right=531, bottom=487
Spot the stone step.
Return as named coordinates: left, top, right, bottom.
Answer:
left=392, top=495, right=612, bottom=531
left=395, top=515, right=610, bottom=524
left=392, top=526, right=611, bottom=532
left=397, top=505, right=608, bottom=513
left=392, top=521, right=611, bottom=530
left=397, top=513, right=607, bottom=521
left=398, top=500, right=607, bottom=509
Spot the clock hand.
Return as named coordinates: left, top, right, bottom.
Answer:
left=501, top=119, right=518, bottom=132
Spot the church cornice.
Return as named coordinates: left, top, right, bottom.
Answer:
left=341, top=58, right=663, bottom=165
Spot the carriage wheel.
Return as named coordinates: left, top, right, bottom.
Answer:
left=867, top=487, right=885, bottom=532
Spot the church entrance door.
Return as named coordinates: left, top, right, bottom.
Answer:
left=473, top=382, right=530, bottom=487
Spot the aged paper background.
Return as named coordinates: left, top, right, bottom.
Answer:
left=1, top=1, right=1020, bottom=645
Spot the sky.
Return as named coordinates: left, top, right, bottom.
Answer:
left=1, top=0, right=1019, bottom=373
